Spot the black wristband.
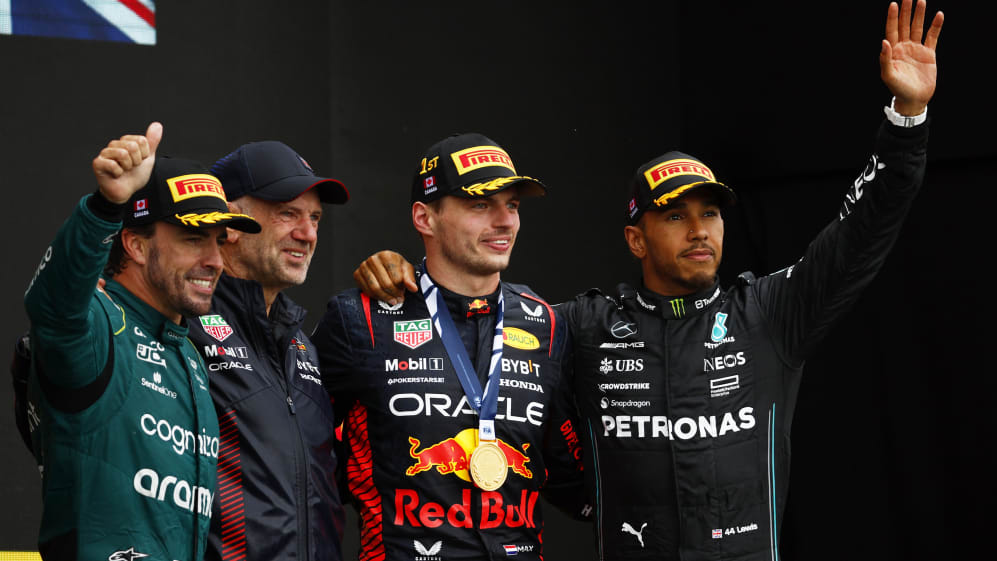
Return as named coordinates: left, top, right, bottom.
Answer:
left=87, top=190, right=127, bottom=223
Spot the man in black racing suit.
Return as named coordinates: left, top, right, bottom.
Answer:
left=560, top=3, right=943, bottom=558
left=186, top=141, right=350, bottom=561
left=311, top=133, right=585, bottom=561
left=350, top=2, right=944, bottom=559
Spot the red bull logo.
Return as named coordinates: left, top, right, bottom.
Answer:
left=467, top=298, right=491, bottom=317
left=394, top=488, right=539, bottom=529
left=405, top=428, right=532, bottom=481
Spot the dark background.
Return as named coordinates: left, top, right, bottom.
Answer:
left=1, top=1, right=993, bottom=559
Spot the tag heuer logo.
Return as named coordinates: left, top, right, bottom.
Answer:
left=200, top=314, right=234, bottom=342
left=394, top=319, right=432, bottom=349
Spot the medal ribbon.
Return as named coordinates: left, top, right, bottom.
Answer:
left=419, top=261, right=504, bottom=441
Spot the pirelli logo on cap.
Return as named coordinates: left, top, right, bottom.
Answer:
left=451, top=146, right=516, bottom=176
left=644, top=159, right=716, bottom=190
left=167, top=174, right=227, bottom=203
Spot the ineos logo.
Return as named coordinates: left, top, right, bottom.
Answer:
left=611, top=321, right=638, bottom=339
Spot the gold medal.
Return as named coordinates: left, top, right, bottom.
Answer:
left=469, top=440, right=507, bottom=491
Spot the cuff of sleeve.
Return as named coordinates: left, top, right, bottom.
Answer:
left=86, top=190, right=127, bottom=223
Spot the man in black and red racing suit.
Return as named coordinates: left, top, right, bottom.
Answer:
left=558, top=3, right=942, bottom=558
left=311, top=133, right=585, bottom=561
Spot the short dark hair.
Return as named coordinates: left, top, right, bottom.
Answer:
left=103, top=224, right=155, bottom=278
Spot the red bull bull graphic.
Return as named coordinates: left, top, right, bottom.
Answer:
left=466, top=298, right=491, bottom=317
left=405, top=428, right=533, bottom=481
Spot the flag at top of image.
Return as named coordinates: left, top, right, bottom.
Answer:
left=0, top=0, right=155, bottom=45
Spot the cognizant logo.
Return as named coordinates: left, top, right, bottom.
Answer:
left=140, top=413, right=219, bottom=458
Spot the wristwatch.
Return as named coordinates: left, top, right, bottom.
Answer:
left=884, top=96, right=927, bottom=127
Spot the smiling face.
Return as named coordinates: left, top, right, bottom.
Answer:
left=415, top=188, right=521, bottom=294
left=224, top=190, right=322, bottom=294
left=143, top=222, right=227, bottom=319
left=624, top=189, right=724, bottom=296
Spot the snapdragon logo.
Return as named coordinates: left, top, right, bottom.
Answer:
left=133, top=468, right=213, bottom=516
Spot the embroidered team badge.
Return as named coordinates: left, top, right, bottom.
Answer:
left=394, top=319, right=433, bottom=349
left=199, top=314, right=234, bottom=342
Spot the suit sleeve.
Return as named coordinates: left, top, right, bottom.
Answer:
left=539, top=304, right=593, bottom=521
left=24, top=195, right=123, bottom=389
left=752, top=120, right=929, bottom=365
left=311, top=290, right=367, bottom=498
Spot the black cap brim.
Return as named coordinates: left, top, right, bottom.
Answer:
left=242, top=176, right=349, bottom=205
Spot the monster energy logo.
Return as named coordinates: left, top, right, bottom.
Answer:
left=669, top=299, right=686, bottom=317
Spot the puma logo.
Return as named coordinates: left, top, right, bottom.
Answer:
left=621, top=521, right=648, bottom=548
